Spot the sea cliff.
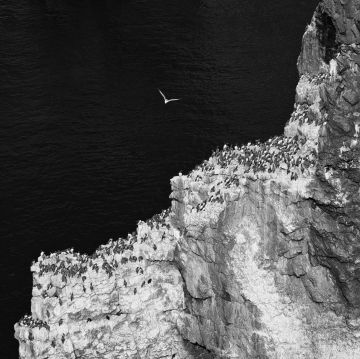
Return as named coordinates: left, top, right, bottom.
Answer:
left=14, top=1, right=360, bottom=358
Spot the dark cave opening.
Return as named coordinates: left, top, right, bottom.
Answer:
left=316, top=10, right=338, bottom=63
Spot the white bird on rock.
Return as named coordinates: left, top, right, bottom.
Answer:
left=158, top=89, right=181, bottom=104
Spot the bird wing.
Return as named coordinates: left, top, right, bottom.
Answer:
left=158, top=88, right=167, bottom=101
left=167, top=98, right=181, bottom=102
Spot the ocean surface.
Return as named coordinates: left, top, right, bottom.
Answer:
left=0, top=0, right=318, bottom=355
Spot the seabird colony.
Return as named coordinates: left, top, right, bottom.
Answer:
left=20, top=127, right=317, bottom=329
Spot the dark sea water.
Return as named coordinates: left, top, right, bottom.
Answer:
left=1, top=0, right=318, bottom=356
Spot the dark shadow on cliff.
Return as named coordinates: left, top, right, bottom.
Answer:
left=315, top=7, right=338, bottom=63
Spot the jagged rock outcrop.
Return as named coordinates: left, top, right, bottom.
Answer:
left=14, top=1, right=360, bottom=358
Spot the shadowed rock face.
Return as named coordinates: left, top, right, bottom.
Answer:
left=14, top=1, right=360, bottom=358
left=296, top=0, right=360, bottom=310
left=316, top=9, right=338, bottom=63
left=298, top=0, right=360, bottom=74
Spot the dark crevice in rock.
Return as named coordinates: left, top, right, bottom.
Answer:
left=308, top=197, right=344, bottom=219
left=182, top=338, right=216, bottom=359
left=315, top=7, right=339, bottom=63
left=219, top=290, right=231, bottom=302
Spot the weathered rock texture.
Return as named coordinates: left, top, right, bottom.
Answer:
left=14, top=1, right=360, bottom=358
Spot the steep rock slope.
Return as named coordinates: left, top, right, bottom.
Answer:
left=14, top=1, right=360, bottom=358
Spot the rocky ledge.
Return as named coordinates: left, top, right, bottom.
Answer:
left=14, top=1, right=360, bottom=358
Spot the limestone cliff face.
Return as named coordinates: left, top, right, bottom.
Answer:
left=14, top=1, right=360, bottom=358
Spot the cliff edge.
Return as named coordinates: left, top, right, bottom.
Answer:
left=14, top=1, right=360, bottom=358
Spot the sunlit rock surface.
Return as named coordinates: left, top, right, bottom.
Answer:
left=15, top=0, right=360, bottom=358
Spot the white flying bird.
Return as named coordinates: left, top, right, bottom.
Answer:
left=158, top=89, right=181, bottom=104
